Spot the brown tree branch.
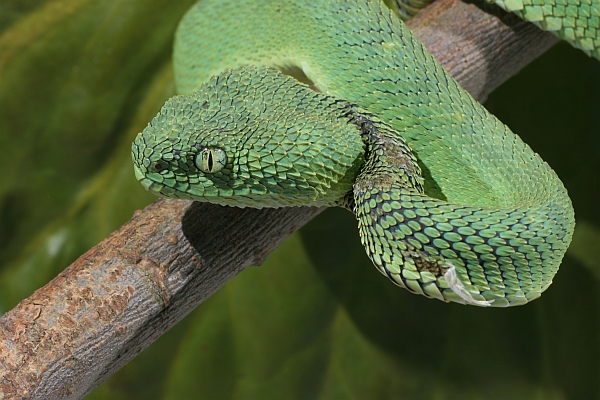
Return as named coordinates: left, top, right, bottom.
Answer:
left=0, top=1, right=558, bottom=399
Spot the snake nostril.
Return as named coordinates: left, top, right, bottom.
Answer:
left=154, top=162, right=164, bottom=171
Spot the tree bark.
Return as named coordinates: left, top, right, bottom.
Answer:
left=0, top=1, right=558, bottom=399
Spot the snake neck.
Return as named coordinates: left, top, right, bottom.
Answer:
left=345, top=106, right=424, bottom=201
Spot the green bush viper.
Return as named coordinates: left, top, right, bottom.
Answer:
left=131, top=0, right=597, bottom=307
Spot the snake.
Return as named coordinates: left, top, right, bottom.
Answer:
left=131, top=0, right=591, bottom=307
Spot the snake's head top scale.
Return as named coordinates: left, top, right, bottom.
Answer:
left=132, top=66, right=366, bottom=208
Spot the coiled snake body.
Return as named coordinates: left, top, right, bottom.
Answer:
left=132, top=0, right=589, bottom=307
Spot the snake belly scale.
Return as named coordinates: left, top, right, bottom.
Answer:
left=132, top=0, right=576, bottom=307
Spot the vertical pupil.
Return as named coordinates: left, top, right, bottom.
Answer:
left=207, top=151, right=214, bottom=171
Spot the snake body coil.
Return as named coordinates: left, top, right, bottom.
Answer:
left=132, top=0, right=578, bottom=307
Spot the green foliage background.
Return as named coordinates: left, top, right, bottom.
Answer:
left=0, top=0, right=599, bottom=398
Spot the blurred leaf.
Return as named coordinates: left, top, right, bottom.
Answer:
left=0, top=0, right=197, bottom=308
left=1, top=1, right=599, bottom=399
left=568, top=221, right=600, bottom=280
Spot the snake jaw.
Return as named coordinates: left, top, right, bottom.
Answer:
left=133, top=164, right=164, bottom=196
left=131, top=135, right=152, bottom=190
left=133, top=163, right=145, bottom=182
left=132, top=163, right=158, bottom=193
left=131, top=131, right=173, bottom=198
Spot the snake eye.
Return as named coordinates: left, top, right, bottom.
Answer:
left=196, top=147, right=227, bottom=173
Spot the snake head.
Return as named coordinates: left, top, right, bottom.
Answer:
left=131, top=88, right=244, bottom=204
left=132, top=66, right=365, bottom=208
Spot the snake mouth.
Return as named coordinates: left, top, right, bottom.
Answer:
left=133, top=163, right=145, bottom=182
left=133, top=163, right=165, bottom=195
left=132, top=133, right=169, bottom=196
